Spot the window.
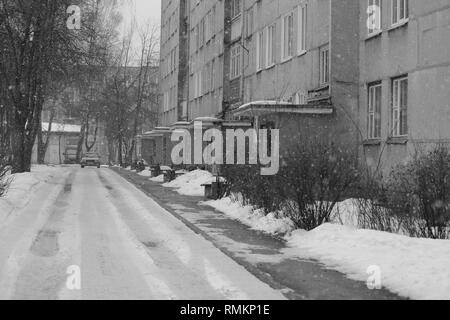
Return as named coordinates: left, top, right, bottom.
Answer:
left=297, top=5, right=307, bottom=54
left=193, top=72, right=202, bottom=98
left=205, top=11, right=211, bottom=42
left=266, top=24, right=276, bottom=67
left=231, top=0, right=241, bottom=19
left=256, top=30, right=265, bottom=71
left=202, top=65, right=209, bottom=95
left=246, top=6, right=254, bottom=37
left=319, top=46, right=330, bottom=85
left=195, top=25, right=199, bottom=49
left=198, top=72, right=202, bottom=97
left=212, top=5, right=217, bottom=35
left=392, top=77, right=408, bottom=137
left=163, top=91, right=169, bottom=112
left=211, top=58, right=216, bottom=90
left=294, top=91, right=307, bottom=105
left=368, top=0, right=382, bottom=34
left=281, top=12, right=294, bottom=60
left=200, top=18, right=205, bottom=47
left=368, top=83, right=382, bottom=139
left=392, top=0, right=408, bottom=25
left=230, top=44, right=241, bottom=79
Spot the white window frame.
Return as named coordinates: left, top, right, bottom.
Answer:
left=231, top=0, right=241, bottom=19
left=367, top=0, right=382, bottom=35
left=198, top=71, right=203, bottom=97
left=205, top=11, right=211, bottom=42
left=281, top=11, right=294, bottom=61
left=230, top=44, right=241, bottom=80
left=319, top=46, right=330, bottom=85
left=297, top=4, right=307, bottom=55
left=211, top=58, right=216, bottom=90
left=392, top=0, right=409, bottom=26
left=256, top=30, right=265, bottom=71
left=246, top=6, right=254, bottom=38
left=294, top=91, right=307, bottom=105
left=163, top=91, right=169, bottom=112
left=368, top=83, right=382, bottom=139
left=199, top=17, right=205, bottom=47
left=392, top=76, right=408, bottom=137
left=266, top=24, right=276, bottom=68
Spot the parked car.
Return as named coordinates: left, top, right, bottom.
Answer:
left=81, top=152, right=101, bottom=168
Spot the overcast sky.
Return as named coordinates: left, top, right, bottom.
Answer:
left=118, top=0, right=161, bottom=64
left=120, top=0, right=161, bottom=26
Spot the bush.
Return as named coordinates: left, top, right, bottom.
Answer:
left=277, top=142, right=360, bottom=230
left=385, top=145, right=450, bottom=239
left=0, top=154, right=10, bottom=197
left=355, top=173, right=404, bottom=233
left=222, top=165, right=283, bottom=213
left=222, top=141, right=360, bottom=231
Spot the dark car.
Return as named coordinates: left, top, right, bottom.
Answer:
left=81, top=152, right=101, bottom=168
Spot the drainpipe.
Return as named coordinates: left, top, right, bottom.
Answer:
left=239, top=1, right=246, bottom=113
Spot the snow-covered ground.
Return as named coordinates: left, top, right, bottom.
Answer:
left=0, top=166, right=285, bottom=300
left=163, top=170, right=214, bottom=196
left=138, top=170, right=152, bottom=177
left=0, top=166, right=63, bottom=225
left=150, top=174, right=164, bottom=183
left=284, top=224, right=450, bottom=300
left=203, top=197, right=295, bottom=236
left=203, top=196, right=450, bottom=300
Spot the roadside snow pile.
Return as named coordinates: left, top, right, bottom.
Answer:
left=138, top=170, right=152, bottom=177
left=203, top=197, right=295, bottom=236
left=283, top=223, right=450, bottom=300
left=163, top=170, right=213, bottom=196
left=150, top=175, right=164, bottom=183
left=0, top=166, right=58, bottom=223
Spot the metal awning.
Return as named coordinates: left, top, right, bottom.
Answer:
left=232, top=101, right=334, bottom=117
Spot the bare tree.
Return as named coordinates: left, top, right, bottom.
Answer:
left=127, top=21, right=160, bottom=164
left=0, top=0, right=102, bottom=173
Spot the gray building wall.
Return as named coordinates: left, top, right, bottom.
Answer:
left=239, top=0, right=360, bottom=153
left=187, top=0, right=225, bottom=121
left=160, top=0, right=184, bottom=126
left=359, top=0, right=450, bottom=173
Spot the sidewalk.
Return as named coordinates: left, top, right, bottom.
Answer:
left=111, top=167, right=402, bottom=300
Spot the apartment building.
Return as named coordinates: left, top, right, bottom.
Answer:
left=154, top=0, right=360, bottom=166
left=230, top=0, right=361, bottom=158
left=160, top=0, right=189, bottom=126
left=188, top=0, right=225, bottom=120
left=154, top=0, right=449, bottom=170
left=146, top=0, right=189, bottom=166
left=359, top=0, right=450, bottom=172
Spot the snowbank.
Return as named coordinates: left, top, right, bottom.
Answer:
left=150, top=175, right=164, bottom=183
left=0, top=166, right=59, bottom=224
left=163, top=170, right=214, bottom=196
left=202, top=196, right=450, bottom=299
left=283, top=223, right=450, bottom=300
left=138, top=170, right=152, bottom=177
left=203, top=197, right=295, bottom=236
